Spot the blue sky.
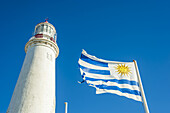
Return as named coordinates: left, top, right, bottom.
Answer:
left=0, top=0, right=170, bottom=113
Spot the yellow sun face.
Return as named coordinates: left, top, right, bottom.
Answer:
left=115, top=64, right=131, bottom=76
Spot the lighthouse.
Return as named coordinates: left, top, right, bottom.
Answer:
left=7, top=20, right=59, bottom=113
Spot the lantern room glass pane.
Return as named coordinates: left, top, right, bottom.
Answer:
left=35, top=26, right=40, bottom=34
left=46, top=25, right=48, bottom=32
left=44, top=25, right=47, bottom=32
left=41, top=24, right=44, bottom=32
left=49, top=26, right=51, bottom=33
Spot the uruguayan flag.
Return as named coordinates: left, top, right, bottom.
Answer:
left=78, top=50, right=142, bottom=102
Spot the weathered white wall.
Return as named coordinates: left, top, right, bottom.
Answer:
left=7, top=42, right=57, bottom=113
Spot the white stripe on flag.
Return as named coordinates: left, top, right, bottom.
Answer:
left=96, top=89, right=142, bottom=101
left=86, top=80, right=140, bottom=92
left=78, top=59, right=109, bottom=70
left=83, top=72, right=138, bottom=81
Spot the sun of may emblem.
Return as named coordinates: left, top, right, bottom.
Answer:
left=115, top=64, right=132, bottom=76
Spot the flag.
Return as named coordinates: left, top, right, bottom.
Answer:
left=78, top=50, right=142, bottom=102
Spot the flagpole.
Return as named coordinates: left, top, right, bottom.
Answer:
left=64, top=102, right=68, bottom=113
left=133, top=60, right=150, bottom=113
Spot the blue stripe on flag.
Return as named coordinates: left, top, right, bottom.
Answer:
left=81, top=54, right=108, bottom=67
left=79, top=65, right=110, bottom=75
left=85, top=77, right=139, bottom=86
left=94, top=84, right=141, bottom=96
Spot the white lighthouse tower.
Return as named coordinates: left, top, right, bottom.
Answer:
left=7, top=20, right=59, bottom=113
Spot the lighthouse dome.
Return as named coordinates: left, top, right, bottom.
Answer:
left=33, top=20, right=57, bottom=42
